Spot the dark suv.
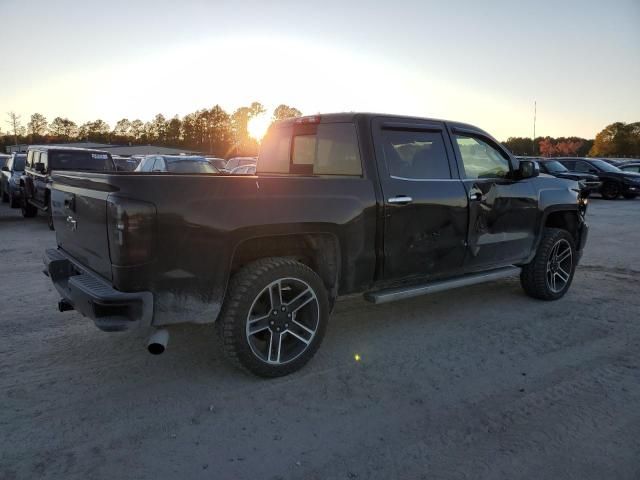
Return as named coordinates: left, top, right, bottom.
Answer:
left=534, top=158, right=601, bottom=197
left=556, top=157, right=640, bottom=200
left=20, top=146, right=115, bottom=229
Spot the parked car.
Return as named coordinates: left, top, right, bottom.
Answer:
left=0, top=154, right=10, bottom=169
left=229, top=164, right=256, bottom=175
left=555, top=157, right=640, bottom=199
left=112, top=155, right=140, bottom=172
left=20, top=146, right=116, bottom=229
left=1, top=153, right=26, bottom=207
left=134, top=155, right=219, bottom=173
left=225, top=156, right=256, bottom=171
left=600, top=158, right=625, bottom=166
left=44, top=113, right=588, bottom=377
left=618, top=162, right=640, bottom=174
left=206, top=157, right=227, bottom=171
left=534, top=158, right=601, bottom=196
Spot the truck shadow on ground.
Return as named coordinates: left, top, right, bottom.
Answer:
left=54, top=278, right=534, bottom=387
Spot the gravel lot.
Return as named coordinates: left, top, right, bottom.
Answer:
left=1, top=197, right=639, bottom=480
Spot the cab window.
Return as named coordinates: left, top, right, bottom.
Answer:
left=259, top=123, right=362, bottom=176
left=381, top=130, right=451, bottom=180
left=455, top=135, right=511, bottom=179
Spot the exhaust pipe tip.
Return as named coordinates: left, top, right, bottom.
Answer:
left=58, top=299, right=74, bottom=312
left=147, top=329, right=169, bottom=355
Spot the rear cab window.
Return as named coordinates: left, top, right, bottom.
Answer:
left=258, top=122, right=362, bottom=176
left=50, top=151, right=115, bottom=171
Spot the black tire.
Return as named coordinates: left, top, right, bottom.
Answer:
left=9, top=192, right=19, bottom=208
left=622, top=193, right=637, bottom=199
left=601, top=181, right=620, bottom=200
left=21, top=190, right=37, bottom=218
left=217, top=257, right=329, bottom=377
left=520, top=228, right=576, bottom=301
left=47, top=197, right=54, bottom=230
left=1, top=185, right=8, bottom=203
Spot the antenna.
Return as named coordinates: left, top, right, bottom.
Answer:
left=532, top=101, right=537, bottom=155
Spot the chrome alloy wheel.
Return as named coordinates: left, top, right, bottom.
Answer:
left=546, top=239, right=573, bottom=293
left=245, top=278, right=320, bottom=365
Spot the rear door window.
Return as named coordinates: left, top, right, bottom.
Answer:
left=41, top=152, right=48, bottom=171
left=573, top=161, right=594, bottom=173
left=381, top=130, right=451, bottom=179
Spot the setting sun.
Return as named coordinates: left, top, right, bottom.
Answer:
left=247, top=114, right=271, bottom=141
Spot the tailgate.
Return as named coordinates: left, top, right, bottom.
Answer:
left=51, top=177, right=113, bottom=281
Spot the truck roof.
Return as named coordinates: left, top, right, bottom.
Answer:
left=27, top=145, right=112, bottom=154
left=273, top=112, right=492, bottom=138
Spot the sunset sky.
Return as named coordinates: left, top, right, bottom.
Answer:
left=1, top=0, right=639, bottom=140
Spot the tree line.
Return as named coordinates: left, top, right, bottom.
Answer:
left=2, top=103, right=302, bottom=158
left=3, top=107, right=638, bottom=159
left=503, top=121, right=640, bottom=158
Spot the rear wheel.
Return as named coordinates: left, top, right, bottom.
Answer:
left=217, top=257, right=329, bottom=377
left=520, top=228, right=576, bottom=301
left=21, top=190, right=37, bottom=218
left=47, top=197, right=54, bottom=230
left=1, top=185, right=8, bottom=203
left=601, top=181, right=620, bottom=200
left=622, top=193, right=637, bottom=199
left=9, top=192, right=19, bottom=208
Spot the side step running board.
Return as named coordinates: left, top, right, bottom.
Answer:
left=364, top=266, right=521, bottom=304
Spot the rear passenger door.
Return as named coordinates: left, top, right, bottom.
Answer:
left=572, top=160, right=599, bottom=175
left=35, top=152, right=49, bottom=205
left=372, top=117, right=469, bottom=282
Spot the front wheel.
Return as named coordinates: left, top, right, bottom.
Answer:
left=520, top=228, right=576, bottom=301
left=622, top=193, right=637, bottom=199
left=601, top=181, right=620, bottom=200
left=9, top=192, right=19, bottom=208
left=1, top=185, right=8, bottom=203
left=217, top=257, right=329, bottom=377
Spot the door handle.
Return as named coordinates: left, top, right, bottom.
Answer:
left=469, top=192, right=482, bottom=201
left=388, top=196, right=413, bottom=205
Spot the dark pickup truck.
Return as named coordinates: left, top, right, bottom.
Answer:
left=20, top=146, right=116, bottom=229
left=44, top=113, right=589, bottom=377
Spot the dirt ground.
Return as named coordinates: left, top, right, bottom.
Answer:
left=1, top=197, right=639, bottom=480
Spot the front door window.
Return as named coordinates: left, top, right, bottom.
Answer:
left=454, top=136, right=510, bottom=179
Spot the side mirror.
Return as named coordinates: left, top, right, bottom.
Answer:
left=518, top=160, right=539, bottom=179
left=35, top=162, right=45, bottom=173
left=1, top=166, right=9, bottom=172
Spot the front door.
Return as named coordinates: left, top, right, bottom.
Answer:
left=450, top=129, right=538, bottom=271
left=373, top=117, right=469, bottom=282
left=35, top=151, right=49, bottom=205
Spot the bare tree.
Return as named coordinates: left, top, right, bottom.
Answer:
left=6, top=112, right=24, bottom=145
left=27, top=113, right=48, bottom=139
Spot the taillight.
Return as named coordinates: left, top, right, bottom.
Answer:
left=107, top=195, right=157, bottom=266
